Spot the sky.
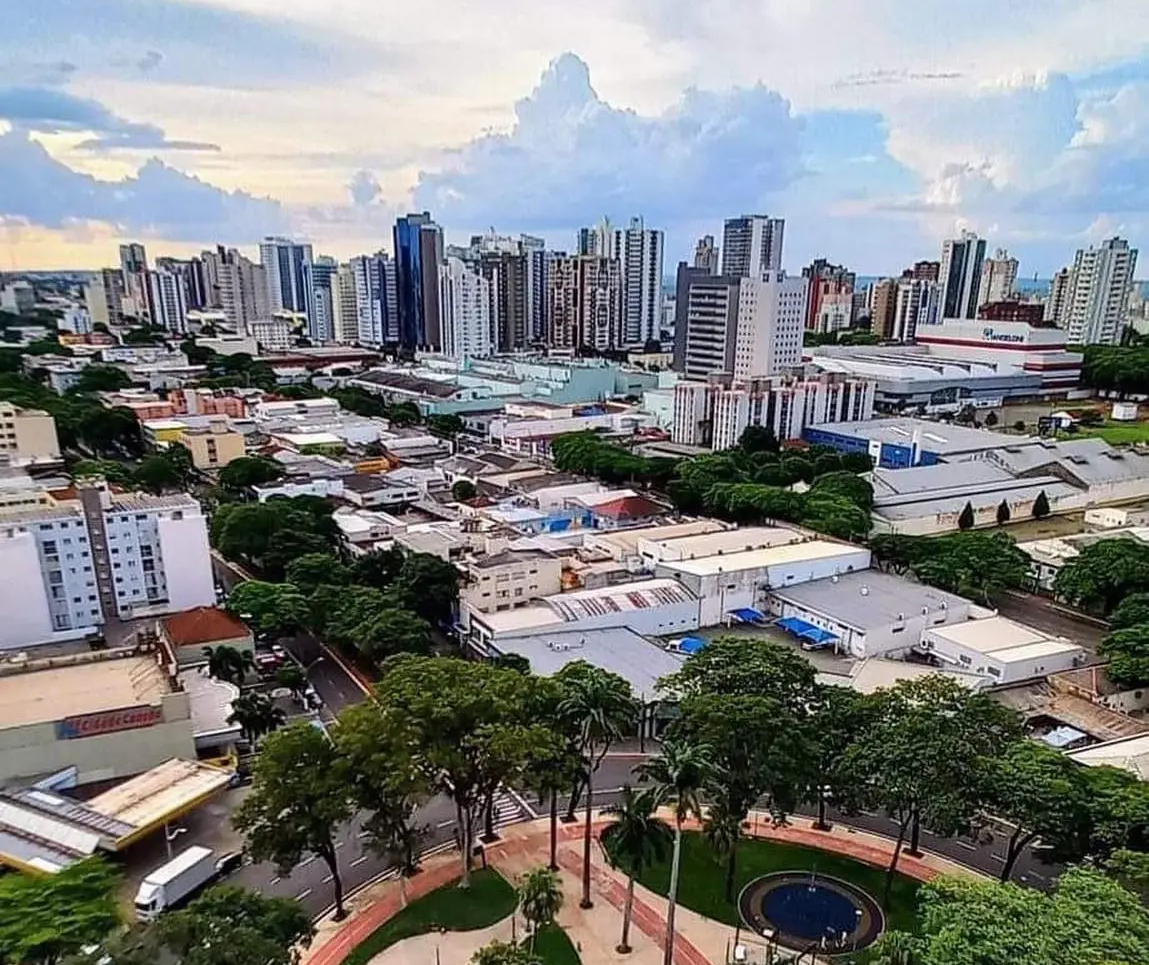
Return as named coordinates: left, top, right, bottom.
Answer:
left=2, top=0, right=1148, bottom=276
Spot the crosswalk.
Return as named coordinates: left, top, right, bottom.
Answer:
left=492, top=792, right=525, bottom=828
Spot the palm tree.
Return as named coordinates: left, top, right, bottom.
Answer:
left=636, top=739, right=713, bottom=965
left=276, top=663, right=308, bottom=703
left=603, top=786, right=673, bottom=954
left=203, top=645, right=254, bottom=686
left=227, top=692, right=286, bottom=745
left=556, top=664, right=639, bottom=909
left=517, top=866, right=564, bottom=951
left=701, top=791, right=743, bottom=905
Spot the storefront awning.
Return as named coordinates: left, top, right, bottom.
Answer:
left=727, top=607, right=767, bottom=624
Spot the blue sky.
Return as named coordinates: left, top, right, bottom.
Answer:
left=1, top=0, right=1147, bottom=274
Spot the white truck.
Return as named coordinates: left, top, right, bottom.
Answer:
left=133, top=846, right=218, bottom=920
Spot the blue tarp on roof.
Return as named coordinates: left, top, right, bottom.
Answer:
left=677, top=637, right=707, bottom=655
left=728, top=607, right=767, bottom=623
left=775, top=616, right=839, bottom=647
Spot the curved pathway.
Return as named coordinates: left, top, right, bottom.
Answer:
left=302, top=811, right=987, bottom=965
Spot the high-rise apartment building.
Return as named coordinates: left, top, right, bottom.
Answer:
left=802, top=259, right=856, bottom=331
left=732, top=272, right=808, bottom=378
left=693, top=235, right=720, bottom=274
left=902, top=261, right=941, bottom=282
left=1062, top=238, right=1139, bottom=345
left=478, top=251, right=529, bottom=353
left=521, top=235, right=548, bottom=344
left=673, top=266, right=741, bottom=378
left=721, top=215, right=785, bottom=278
left=892, top=279, right=940, bottom=341
left=0, top=402, right=60, bottom=463
left=331, top=263, right=360, bottom=344
left=156, top=257, right=208, bottom=311
left=1046, top=268, right=1072, bottom=324
left=84, top=269, right=126, bottom=327
left=259, top=237, right=314, bottom=326
left=118, top=242, right=150, bottom=322
left=0, top=480, right=214, bottom=650
left=545, top=256, right=622, bottom=354
left=350, top=253, right=398, bottom=346
left=869, top=279, right=898, bottom=339
left=979, top=248, right=1019, bottom=307
left=440, top=257, right=493, bottom=360
left=145, top=269, right=189, bottom=335
left=201, top=247, right=267, bottom=333
left=393, top=213, right=444, bottom=354
left=303, top=256, right=338, bottom=344
left=939, top=230, right=986, bottom=319
left=613, top=217, right=664, bottom=347
left=577, top=218, right=616, bottom=258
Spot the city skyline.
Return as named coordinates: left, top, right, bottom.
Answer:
left=2, top=2, right=1148, bottom=273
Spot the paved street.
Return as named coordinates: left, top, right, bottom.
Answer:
left=997, top=589, right=1108, bottom=652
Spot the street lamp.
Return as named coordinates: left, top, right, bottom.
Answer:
left=164, top=823, right=187, bottom=861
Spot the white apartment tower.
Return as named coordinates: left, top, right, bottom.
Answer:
left=1046, top=268, right=1072, bottom=324
left=350, top=253, right=398, bottom=346
left=1062, top=238, right=1139, bottom=345
left=0, top=482, right=214, bottom=650
left=439, top=257, right=493, bottom=361
left=145, top=269, right=189, bottom=335
left=721, top=216, right=785, bottom=278
left=260, top=237, right=314, bottom=321
left=979, top=248, right=1019, bottom=306
left=331, top=263, right=360, bottom=343
left=614, top=217, right=664, bottom=347
left=201, top=248, right=267, bottom=333
left=732, top=272, right=808, bottom=378
left=893, top=279, right=940, bottom=341
left=939, top=230, right=986, bottom=319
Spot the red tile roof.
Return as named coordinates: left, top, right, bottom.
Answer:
left=162, top=607, right=251, bottom=648
left=592, top=495, right=666, bottom=520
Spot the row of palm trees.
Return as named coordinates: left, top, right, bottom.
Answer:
left=605, top=741, right=712, bottom=965
left=203, top=644, right=305, bottom=745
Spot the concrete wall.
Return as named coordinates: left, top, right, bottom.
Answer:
left=0, top=531, right=55, bottom=649
left=157, top=514, right=215, bottom=614
left=0, top=691, right=194, bottom=785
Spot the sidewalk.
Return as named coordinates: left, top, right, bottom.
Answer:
left=301, top=811, right=986, bottom=965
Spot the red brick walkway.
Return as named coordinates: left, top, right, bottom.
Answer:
left=303, top=812, right=977, bottom=965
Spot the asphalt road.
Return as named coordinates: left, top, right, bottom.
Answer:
left=997, top=590, right=1108, bottom=652
left=209, top=553, right=1058, bottom=919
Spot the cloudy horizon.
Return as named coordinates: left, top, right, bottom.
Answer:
left=2, top=0, right=1148, bottom=275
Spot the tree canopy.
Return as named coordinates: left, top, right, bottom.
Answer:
left=211, top=497, right=338, bottom=578
left=1053, top=538, right=1149, bottom=614
left=870, top=530, right=1030, bottom=604
left=218, top=456, right=286, bottom=492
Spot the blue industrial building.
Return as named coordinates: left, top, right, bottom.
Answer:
left=803, top=418, right=1023, bottom=469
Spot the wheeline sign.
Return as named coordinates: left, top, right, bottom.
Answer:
left=981, top=327, right=1027, bottom=344
left=56, top=705, right=163, bottom=740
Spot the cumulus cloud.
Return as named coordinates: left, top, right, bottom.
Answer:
left=0, top=131, right=287, bottom=241
left=348, top=170, right=383, bottom=206
left=0, top=86, right=218, bottom=151
left=414, top=53, right=804, bottom=230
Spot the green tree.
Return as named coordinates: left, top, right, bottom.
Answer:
left=393, top=552, right=460, bottom=624
left=957, top=501, right=975, bottom=530
left=72, top=457, right=135, bottom=486
left=234, top=722, right=354, bottom=919
left=227, top=692, right=287, bottom=744
left=0, top=857, right=120, bottom=965
left=636, top=740, right=712, bottom=965
left=227, top=581, right=310, bottom=639
left=452, top=479, right=478, bottom=501
left=556, top=662, right=638, bottom=908
left=78, top=405, right=142, bottom=456
left=872, top=866, right=1149, bottom=965
left=355, top=608, right=433, bottom=663
left=348, top=547, right=406, bottom=589
left=471, top=941, right=540, bottom=965
left=996, top=498, right=1011, bottom=525
left=737, top=424, right=779, bottom=454
left=1100, top=626, right=1149, bottom=688
left=983, top=741, right=1092, bottom=881
left=1053, top=538, right=1149, bottom=614
left=1032, top=489, right=1051, bottom=519
left=72, top=365, right=131, bottom=393
left=428, top=413, right=464, bottom=438
left=370, top=655, right=552, bottom=887
left=522, top=723, right=582, bottom=872
left=212, top=499, right=337, bottom=577
left=284, top=553, right=349, bottom=593
left=517, top=867, right=564, bottom=951
left=203, top=644, right=254, bottom=686
left=808, top=686, right=878, bottom=830
left=984, top=410, right=999, bottom=428
left=1111, top=592, right=1149, bottom=630
left=336, top=700, right=431, bottom=907
left=910, top=531, right=1031, bottom=605
left=133, top=453, right=184, bottom=494
left=841, top=675, right=1021, bottom=906
left=157, top=886, right=314, bottom=965
left=218, top=456, right=285, bottom=492
left=275, top=663, right=308, bottom=703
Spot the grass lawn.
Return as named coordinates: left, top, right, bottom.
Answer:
left=1060, top=423, right=1149, bottom=445
left=343, top=868, right=517, bottom=965
left=534, top=923, right=583, bottom=965
left=606, top=831, right=921, bottom=936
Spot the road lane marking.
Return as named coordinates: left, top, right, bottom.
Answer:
left=300, top=855, right=316, bottom=867
left=991, top=853, right=1006, bottom=863
left=956, top=842, right=978, bottom=852
left=323, top=875, right=333, bottom=883
left=296, top=888, right=312, bottom=901
left=351, top=855, right=369, bottom=867
left=334, top=841, right=344, bottom=849
left=436, top=819, right=454, bottom=829
left=270, top=877, right=281, bottom=885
